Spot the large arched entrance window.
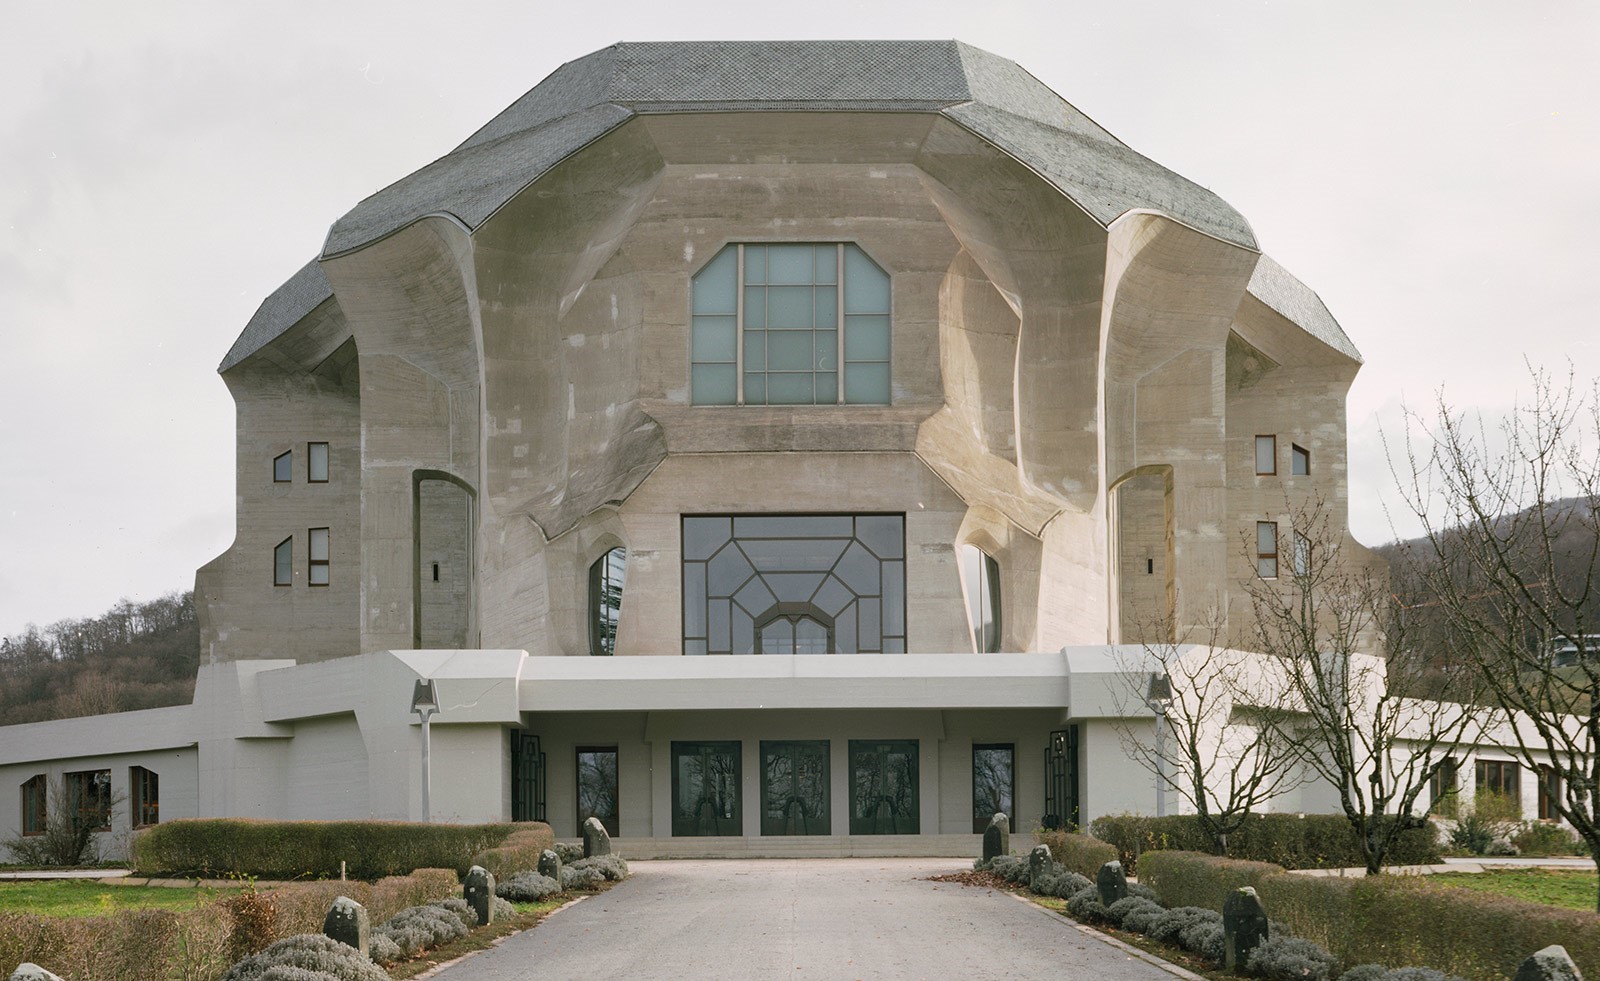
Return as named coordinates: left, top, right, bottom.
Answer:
left=589, top=546, right=626, bottom=656
left=755, top=603, right=834, bottom=655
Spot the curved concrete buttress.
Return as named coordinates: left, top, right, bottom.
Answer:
left=954, top=503, right=1044, bottom=652
left=319, top=216, right=483, bottom=653
left=914, top=117, right=1108, bottom=513
left=471, top=119, right=668, bottom=536
left=1100, top=212, right=1260, bottom=638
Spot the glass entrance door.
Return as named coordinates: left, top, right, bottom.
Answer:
left=761, top=741, right=830, bottom=835
left=849, top=739, right=919, bottom=834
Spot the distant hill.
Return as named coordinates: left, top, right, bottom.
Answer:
left=0, top=592, right=198, bottom=724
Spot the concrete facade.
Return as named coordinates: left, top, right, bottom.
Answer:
left=6, top=41, right=1533, bottom=857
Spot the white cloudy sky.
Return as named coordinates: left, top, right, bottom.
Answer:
left=2, top=1, right=1596, bottom=636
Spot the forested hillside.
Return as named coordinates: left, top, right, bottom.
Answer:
left=0, top=592, right=198, bottom=724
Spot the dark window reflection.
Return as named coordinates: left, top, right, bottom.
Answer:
left=971, top=743, right=1015, bottom=833
left=672, top=741, right=742, bottom=836
left=849, top=740, right=919, bottom=835
left=590, top=547, right=625, bottom=656
left=761, top=741, right=830, bottom=835
left=682, top=514, right=905, bottom=654
left=576, top=746, right=619, bottom=837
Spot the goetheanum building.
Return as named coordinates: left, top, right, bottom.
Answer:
left=13, top=40, right=1521, bottom=857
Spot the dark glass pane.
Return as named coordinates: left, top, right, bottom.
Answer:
left=672, top=742, right=741, bottom=836
left=854, top=515, right=904, bottom=559
left=683, top=518, right=731, bottom=561
left=576, top=748, right=619, bottom=837
left=849, top=740, right=918, bottom=834
left=735, top=515, right=854, bottom=538
left=972, top=745, right=1015, bottom=833
left=740, top=537, right=848, bottom=573
left=589, top=547, right=625, bottom=656
left=761, top=741, right=830, bottom=835
left=707, top=544, right=755, bottom=594
left=693, top=247, right=737, bottom=313
left=273, top=451, right=291, bottom=482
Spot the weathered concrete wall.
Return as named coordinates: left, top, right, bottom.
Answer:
left=417, top=478, right=472, bottom=649
left=1115, top=470, right=1172, bottom=643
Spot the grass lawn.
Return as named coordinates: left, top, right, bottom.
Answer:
left=1428, top=868, right=1599, bottom=912
left=0, top=879, right=241, bottom=917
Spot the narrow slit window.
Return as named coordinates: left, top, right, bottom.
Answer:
left=432, top=562, right=440, bottom=582
left=21, top=774, right=46, bottom=836
left=308, top=528, right=330, bottom=586
left=273, top=451, right=292, bottom=483
left=131, top=766, right=160, bottom=827
left=1256, top=521, right=1279, bottom=579
left=1292, top=531, right=1312, bottom=577
left=274, top=537, right=293, bottom=586
left=958, top=544, right=1001, bottom=653
left=590, top=546, right=626, bottom=656
left=1291, top=443, right=1310, bottom=476
left=308, top=442, right=329, bottom=483
left=1254, top=435, right=1277, bottom=475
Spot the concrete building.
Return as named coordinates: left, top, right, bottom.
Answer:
left=2, top=41, right=1547, bottom=857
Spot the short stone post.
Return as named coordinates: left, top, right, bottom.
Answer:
left=1028, top=844, right=1053, bottom=892
left=463, top=865, right=496, bottom=926
left=1515, top=945, right=1584, bottom=981
left=538, top=848, right=562, bottom=880
left=10, top=965, right=65, bottom=981
left=982, top=812, right=1009, bottom=862
left=1096, top=860, right=1128, bottom=906
left=322, top=896, right=369, bottom=956
left=1222, top=886, right=1270, bottom=971
left=582, top=816, right=612, bottom=857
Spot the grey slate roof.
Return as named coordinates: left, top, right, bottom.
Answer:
left=226, top=40, right=1261, bottom=370
left=220, top=259, right=333, bottom=371
left=1247, top=255, right=1362, bottom=362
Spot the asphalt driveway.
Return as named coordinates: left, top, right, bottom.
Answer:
left=429, top=858, right=1187, bottom=980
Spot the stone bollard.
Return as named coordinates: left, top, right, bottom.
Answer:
left=10, top=966, right=64, bottom=981
left=1515, top=945, right=1584, bottom=981
left=982, top=812, right=1009, bottom=863
left=538, top=847, right=563, bottom=880
left=1222, top=886, right=1270, bottom=971
left=322, top=896, right=369, bottom=956
left=463, top=865, right=496, bottom=926
left=1096, top=860, right=1128, bottom=906
left=1028, top=844, right=1053, bottom=892
left=582, top=816, right=612, bottom=858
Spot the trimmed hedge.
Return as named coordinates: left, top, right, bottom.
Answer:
left=1034, top=829, right=1118, bottom=879
left=1138, top=850, right=1285, bottom=911
left=1089, top=813, right=1440, bottom=874
left=0, top=866, right=458, bottom=980
left=132, top=819, right=554, bottom=879
left=1137, top=850, right=1600, bottom=980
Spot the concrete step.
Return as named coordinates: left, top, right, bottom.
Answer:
left=570, top=833, right=986, bottom=860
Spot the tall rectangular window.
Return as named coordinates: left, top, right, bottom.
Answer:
left=131, top=766, right=159, bottom=827
left=20, top=774, right=46, bottom=836
left=308, top=528, right=330, bottom=586
left=274, top=537, right=293, bottom=586
left=671, top=741, right=741, bottom=837
left=1537, top=764, right=1561, bottom=821
left=1429, top=757, right=1459, bottom=816
left=1292, top=531, right=1312, bottom=577
left=760, top=741, right=830, bottom=836
left=1476, top=758, right=1520, bottom=816
left=691, top=243, right=890, bottom=406
left=971, top=744, right=1015, bottom=834
left=308, top=442, right=329, bottom=483
left=1256, top=522, right=1279, bottom=579
left=576, top=746, right=619, bottom=838
left=273, top=450, right=292, bottom=482
left=65, top=769, right=112, bottom=832
left=849, top=739, right=918, bottom=835
left=1291, top=443, right=1310, bottom=476
left=1254, top=435, right=1277, bottom=475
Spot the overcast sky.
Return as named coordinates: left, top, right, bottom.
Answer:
left=2, top=1, right=1596, bottom=637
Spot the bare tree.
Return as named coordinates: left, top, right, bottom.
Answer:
left=1391, top=367, right=1600, bottom=907
left=1246, top=497, right=1487, bottom=875
left=1111, top=612, right=1306, bottom=855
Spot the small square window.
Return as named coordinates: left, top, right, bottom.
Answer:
left=308, top=528, right=330, bottom=586
left=308, top=442, right=329, bottom=483
left=1256, top=521, right=1278, bottom=578
left=274, top=537, right=293, bottom=586
left=1291, top=444, right=1310, bottom=476
left=273, top=451, right=292, bottom=483
left=1254, top=435, right=1277, bottom=476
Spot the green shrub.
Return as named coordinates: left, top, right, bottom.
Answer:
left=1090, top=813, right=1440, bottom=873
left=132, top=819, right=553, bottom=879
left=1255, top=873, right=1356, bottom=954
left=1034, top=828, right=1118, bottom=878
left=1510, top=822, right=1580, bottom=857
left=1138, top=851, right=1284, bottom=911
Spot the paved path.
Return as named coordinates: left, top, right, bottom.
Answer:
left=432, top=858, right=1186, bottom=981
